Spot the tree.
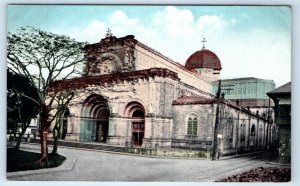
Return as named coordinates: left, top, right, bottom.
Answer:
left=7, top=26, right=86, bottom=162
left=50, top=90, right=74, bottom=154
left=7, top=70, right=40, bottom=150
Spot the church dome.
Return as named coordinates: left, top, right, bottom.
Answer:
left=185, top=49, right=222, bottom=70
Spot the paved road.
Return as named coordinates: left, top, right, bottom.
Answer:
left=9, top=143, right=279, bottom=181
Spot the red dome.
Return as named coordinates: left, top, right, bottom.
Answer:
left=185, top=49, right=222, bottom=70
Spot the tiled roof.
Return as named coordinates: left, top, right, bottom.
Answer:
left=267, top=82, right=291, bottom=95
left=226, top=99, right=274, bottom=107
left=137, top=42, right=202, bottom=77
left=136, top=41, right=176, bottom=64
left=172, top=95, right=216, bottom=105
left=185, top=49, right=222, bottom=70
left=173, top=96, right=270, bottom=121
left=136, top=41, right=214, bottom=84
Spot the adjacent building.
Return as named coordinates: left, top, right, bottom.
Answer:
left=267, top=82, right=291, bottom=163
left=213, top=78, right=275, bottom=119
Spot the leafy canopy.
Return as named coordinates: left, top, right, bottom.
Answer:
left=7, top=70, right=40, bottom=133
left=7, top=26, right=86, bottom=103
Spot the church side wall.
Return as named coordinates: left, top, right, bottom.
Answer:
left=134, top=45, right=213, bottom=94
left=172, top=104, right=215, bottom=150
left=172, top=103, right=276, bottom=156
left=217, top=105, right=275, bottom=156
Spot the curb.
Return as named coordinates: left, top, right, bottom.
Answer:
left=218, top=151, right=264, bottom=160
left=266, top=162, right=291, bottom=166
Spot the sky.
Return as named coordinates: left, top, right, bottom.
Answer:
left=7, top=5, right=291, bottom=87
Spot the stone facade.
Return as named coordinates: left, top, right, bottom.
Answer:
left=48, top=33, right=277, bottom=157
left=172, top=96, right=277, bottom=156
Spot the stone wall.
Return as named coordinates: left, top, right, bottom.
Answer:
left=172, top=102, right=277, bottom=156
left=135, top=44, right=213, bottom=94
left=49, top=69, right=201, bottom=147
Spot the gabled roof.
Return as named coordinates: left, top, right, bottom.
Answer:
left=88, top=34, right=211, bottom=79
left=226, top=99, right=274, bottom=107
left=173, top=95, right=215, bottom=105
left=136, top=41, right=176, bottom=65
left=267, top=82, right=291, bottom=95
left=172, top=95, right=270, bottom=121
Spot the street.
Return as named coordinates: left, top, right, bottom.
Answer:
left=8, top=143, right=279, bottom=181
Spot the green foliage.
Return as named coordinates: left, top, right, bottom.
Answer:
left=7, top=70, right=40, bottom=134
left=7, top=26, right=86, bottom=160
left=7, top=26, right=86, bottom=101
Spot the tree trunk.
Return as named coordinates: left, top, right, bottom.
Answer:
left=15, top=120, right=32, bottom=150
left=39, top=131, right=49, bottom=162
left=52, top=137, right=58, bottom=154
left=52, top=110, right=62, bottom=154
left=14, top=129, right=26, bottom=150
left=14, top=134, right=23, bottom=150
left=52, top=127, right=59, bottom=154
left=38, top=104, right=51, bottom=162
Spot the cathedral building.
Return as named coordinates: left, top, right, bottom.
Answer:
left=49, top=31, right=277, bottom=156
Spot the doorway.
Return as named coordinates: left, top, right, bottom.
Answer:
left=95, top=109, right=109, bottom=143
left=131, top=109, right=145, bottom=146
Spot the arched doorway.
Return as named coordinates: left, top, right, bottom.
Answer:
left=61, top=109, right=70, bottom=139
left=250, top=124, right=256, bottom=148
left=125, top=102, right=145, bottom=146
left=239, top=122, right=246, bottom=153
left=131, top=109, right=145, bottom=146
left=95, top=108, right=109, bottom=142
left=80, top=94, right=110, bottom=142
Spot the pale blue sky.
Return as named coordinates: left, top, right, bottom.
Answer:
left=7, top=5, right=291, bottom=87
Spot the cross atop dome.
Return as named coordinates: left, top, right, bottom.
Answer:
left=201, top=37, right=207, bottom=49
left=105, top=28, right=113, bottom=37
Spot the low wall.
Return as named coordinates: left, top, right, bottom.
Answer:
left=125, top=146, right=211, bottom=158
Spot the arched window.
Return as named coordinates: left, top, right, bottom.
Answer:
left=187, top=115, right=198, bottom=136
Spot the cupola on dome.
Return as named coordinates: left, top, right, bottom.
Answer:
left=185, top=48, right=222, bottom=70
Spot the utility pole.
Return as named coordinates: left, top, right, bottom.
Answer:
left=211, top=81, right=234, bottom=160
left=265, top=98, right=271, bottom=149
left=212, top=80, right=221, bottom=160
